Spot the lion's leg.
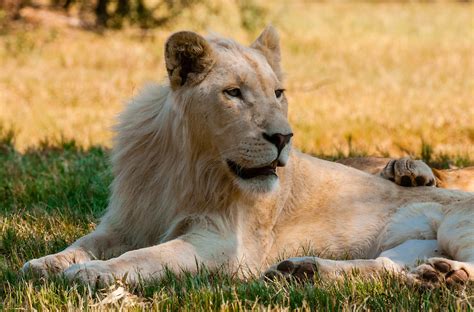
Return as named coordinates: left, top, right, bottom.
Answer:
left=338, top=156, right=437, bottom=186
left=337, top=157, right=436, bottom=187
left=62, top=225, right=237, bottom=287
left=265, top=254, right=473, bottom=288
left=338, top=157, right=474, bottom=191
left=263, top=256, right=403, bottom=281
left=336, top=157, right=392, bottom=175
left=408, top=200, right=474, bottom=287
left=22, top=226, right=132, bottom=277
left=263, top=241, right=441, bottom=282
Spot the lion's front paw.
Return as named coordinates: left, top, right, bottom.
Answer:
left=22, top=256, right=70, bottom=277
left=408, top=258, right=470, bottom=288
left=381, top=157, right=436, bottom=187
left=21, top=253, right=72, bottom=277
left=22, top=249, right=89, bottom=277
left=63, top=261, right=118, bottom=288
left=263, top=257, right=318, bottom=282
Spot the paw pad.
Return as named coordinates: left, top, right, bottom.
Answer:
left=446, top=269, right=469, bottom=285
left=266, top=259, right=318, bottom=282
left=433, top=260, right=451, bottom=273
left=410, top=259, right=470, bottom=288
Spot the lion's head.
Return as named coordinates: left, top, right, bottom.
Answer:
left=164, top=26, right=293, bottom=193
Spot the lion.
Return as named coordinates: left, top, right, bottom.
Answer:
left=23, top=27, right=474, bottom=288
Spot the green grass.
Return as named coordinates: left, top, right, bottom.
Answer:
left=1, top=130, right=473, bottom=310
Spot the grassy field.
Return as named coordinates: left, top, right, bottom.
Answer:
left=1, top=1, right=474, bottom=310
left=0, top=137, right=472, bottom=310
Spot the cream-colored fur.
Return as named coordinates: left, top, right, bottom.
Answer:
left=23, top=27, right=474, bottom=288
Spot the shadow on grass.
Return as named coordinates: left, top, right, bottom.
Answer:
left=0, top=129, right=111, bottom=217
left=0, top=129, right=111, bottom=295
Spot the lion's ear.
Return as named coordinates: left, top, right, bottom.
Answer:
left=250, top=25, right=282, bottom=79
left=165, top=31, right=215, bottom=90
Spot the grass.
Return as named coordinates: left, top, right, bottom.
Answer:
left=1, top=1, right=474, bottom=310
left=1, top=133, right=473, bottom=310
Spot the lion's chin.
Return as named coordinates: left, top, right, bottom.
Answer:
left=234, top=174, right=279, bottom=193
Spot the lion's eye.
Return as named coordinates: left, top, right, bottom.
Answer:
left=275, top=89, right=285, bottom=98
left=224, top=88, right=242, bottom=98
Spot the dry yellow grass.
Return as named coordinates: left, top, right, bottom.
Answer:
left=1, top=2, right=473, bottom=157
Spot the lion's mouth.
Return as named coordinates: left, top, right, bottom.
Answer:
left=227, top=160, right=282, bottom=180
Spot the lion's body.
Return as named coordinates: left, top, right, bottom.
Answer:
left=23, top=28, right=474, bottom=287
left=270, top=154, right=473, bottom=260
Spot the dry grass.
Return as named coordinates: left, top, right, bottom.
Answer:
left=1, top=2, right=473, bottom=157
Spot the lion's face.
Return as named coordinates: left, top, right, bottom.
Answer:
left=199, top=45, right=292, bottom=192
left=165, top=27, right=292, bottom=193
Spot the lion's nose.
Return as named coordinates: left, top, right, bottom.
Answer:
left=263, top=132, right=293, bottom=153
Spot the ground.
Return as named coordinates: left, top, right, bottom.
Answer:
left=0, top=1, right=473, bottom=310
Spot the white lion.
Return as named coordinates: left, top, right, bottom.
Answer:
left=23, top=27, right=474, bottom=288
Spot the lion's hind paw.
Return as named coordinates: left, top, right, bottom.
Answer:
left=408, top=258, right=470, bottom=288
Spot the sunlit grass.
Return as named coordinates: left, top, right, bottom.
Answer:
left=1, top=2, right=473, bottom=156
